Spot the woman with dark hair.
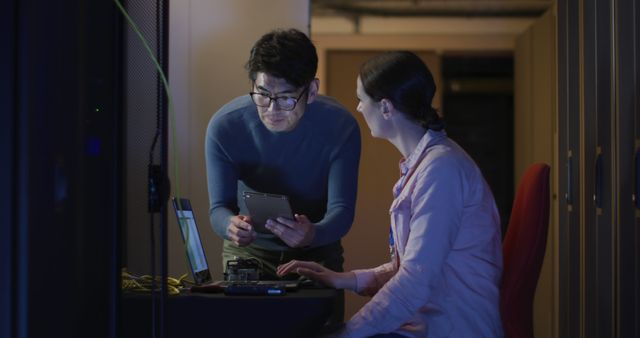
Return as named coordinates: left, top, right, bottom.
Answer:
left=278, top=51, right=504, bottom=338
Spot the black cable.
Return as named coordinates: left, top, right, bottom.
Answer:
left=156, top=0, right=169, bottom=336
left=149, top=213, right=157, bottom=338
left=113, top=1, right=169, bottom=337
left=146, top=0, right=163, bottom=335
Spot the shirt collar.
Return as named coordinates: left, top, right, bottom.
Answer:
left=398, top=129, right=446, bottom=176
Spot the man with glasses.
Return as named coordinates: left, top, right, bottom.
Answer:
left=205, top=29, right=360, bottom=320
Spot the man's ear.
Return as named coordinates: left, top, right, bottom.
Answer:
left=306, top=78, right=320, bottom=104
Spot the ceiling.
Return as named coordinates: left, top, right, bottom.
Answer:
left=311, top=0, right=554, bottom=18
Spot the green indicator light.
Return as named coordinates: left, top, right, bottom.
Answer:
left=95, top=108, right=100, bottom=112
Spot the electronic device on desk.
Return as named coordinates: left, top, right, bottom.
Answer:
left=218, top=257, right=297, bottom=295
left=222, top=281, right=286, bottom=296
left=172, top=198, right=212, bottom=285
left=171, top=198, right=297, bottom=295
left=224, top=257, right=262, bottom=281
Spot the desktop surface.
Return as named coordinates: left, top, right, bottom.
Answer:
left=122, top=287, right=338, bottom=338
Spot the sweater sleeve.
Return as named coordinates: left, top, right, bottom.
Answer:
left=311, top=120, right=361, bottom=246
left=205, top=116, right=239, bottom=240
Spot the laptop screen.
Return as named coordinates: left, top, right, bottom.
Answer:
left=172, top=198, right=211, bottom=284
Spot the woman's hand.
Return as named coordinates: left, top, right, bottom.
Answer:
left=276, top=260, right=356, bottom=291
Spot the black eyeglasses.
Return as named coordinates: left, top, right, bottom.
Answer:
left=249, top=85, right=309, bottom=111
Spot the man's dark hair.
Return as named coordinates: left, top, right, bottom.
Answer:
left=359, top=51, right=443, bottom=131
left=246, top=28, right=318, bottom=88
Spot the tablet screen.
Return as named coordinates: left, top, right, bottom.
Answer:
left=242, top=191, right=294, bottom=233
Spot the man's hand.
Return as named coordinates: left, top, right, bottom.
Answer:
left=264, top=214, right=315, bottom=248
left=226, top=215, right=256, bottom=246
left=276, top=260, right=356, bottom=291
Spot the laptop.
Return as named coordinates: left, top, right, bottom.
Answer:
left=171, top=197, right=298, bottom=295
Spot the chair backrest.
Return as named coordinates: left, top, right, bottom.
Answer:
left=500, top=163, right=550, bottom=338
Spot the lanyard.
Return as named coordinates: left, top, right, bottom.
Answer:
left=389, top=150, right=429, bottom=263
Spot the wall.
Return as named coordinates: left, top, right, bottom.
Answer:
left=312, top=16, right=531, bottom=94
left=514, top=8, right=557, bottom=338
left=166, top=0, right=310, bottom=279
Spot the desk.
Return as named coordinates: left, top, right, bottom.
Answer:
left=122, top=288, right=337, bottom=338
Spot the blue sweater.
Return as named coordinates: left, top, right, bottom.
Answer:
left=205, top=95, right=361, bottom=251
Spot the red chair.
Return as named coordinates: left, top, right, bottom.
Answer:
left=500, top=163, right=551, bottom=338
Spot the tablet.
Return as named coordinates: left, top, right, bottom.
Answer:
left=242, top=191, right=294, bottom=233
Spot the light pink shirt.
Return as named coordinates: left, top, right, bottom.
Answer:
left=343, top=130, right=504, bottom=338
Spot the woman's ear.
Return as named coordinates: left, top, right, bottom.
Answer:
left=306, top=78, right=320, bottom=104
left=380, top=99, right=393, bottom=120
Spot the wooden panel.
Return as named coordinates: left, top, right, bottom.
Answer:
left=615, top=0, right=640, bottom=336
left=515, top=25, right=533, bottom=181
left=532, top=11, right=555, bottom=166
left=515, top=8, right=557, bottom=337
left=530, top=9, right=557, bottom=338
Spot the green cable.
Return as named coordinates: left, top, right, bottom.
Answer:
left=113, top=0, right=181, bottom=204
left=114, top=0, right=188, bottom=241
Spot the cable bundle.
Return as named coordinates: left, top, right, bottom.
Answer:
left=121, top=268, right=190, bottom=295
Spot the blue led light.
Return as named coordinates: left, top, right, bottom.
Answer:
left=86, top=137, right=101, bottom=156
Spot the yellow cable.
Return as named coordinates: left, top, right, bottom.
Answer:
left=121, top=268, right=189, bottom=296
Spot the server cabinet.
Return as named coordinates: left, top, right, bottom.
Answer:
left=558, top=0, right=640, bottom=337
left=582, top=0, right=615, bottom=337
left=615, top=0, right=640, bottom=337
left=558, top=0, right=583, bottom=336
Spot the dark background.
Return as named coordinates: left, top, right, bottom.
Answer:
left=0, top=1, right=166, bottom=337
left=442, top=55, right=514, bottom=234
